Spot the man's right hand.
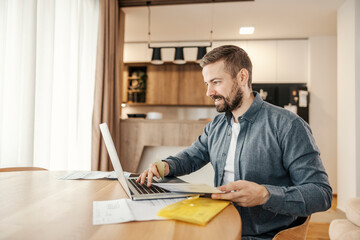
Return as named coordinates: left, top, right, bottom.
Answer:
left=136, top=161, right=170, bottom=187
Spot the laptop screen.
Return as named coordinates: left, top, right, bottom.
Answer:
left=99, top=123, right=132, bottom=198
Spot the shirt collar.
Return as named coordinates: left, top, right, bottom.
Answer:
left=225, top=91, right=264, bottom=124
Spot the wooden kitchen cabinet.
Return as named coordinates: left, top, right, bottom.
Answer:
left=119, top=119, right=208, bottom=172
left=178, top=63, right=213, bottom=105
left=124, top=62, right=213, bottom=106
left=146, top=64, right=179, bottom=104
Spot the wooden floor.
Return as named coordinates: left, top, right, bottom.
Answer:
left=305, top=195, right=337, bottom=240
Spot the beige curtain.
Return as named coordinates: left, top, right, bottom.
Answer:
left=92, top=0, right=124, bottom=171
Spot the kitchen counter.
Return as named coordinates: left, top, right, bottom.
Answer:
left=121, top=118, right=210, bottom=123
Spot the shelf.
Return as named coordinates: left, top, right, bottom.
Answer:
left=128, top=76, right=141, bottom=80
left=127, top=90, right=145, bottom=93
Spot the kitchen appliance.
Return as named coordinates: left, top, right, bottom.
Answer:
left=127, top=114, right=147, bottom=119
left=147, top=112, right=163, bottom=120
left=252, top=83, right=309, bottom=123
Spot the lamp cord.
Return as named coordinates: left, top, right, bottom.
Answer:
left=147, top=3, right=151, bottom=48
left=210, top=3, right=214, bottom=46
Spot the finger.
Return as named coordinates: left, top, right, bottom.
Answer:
left=212, top=191, right=241, bottom=201
left=218, top=181, right=245, bottom=192
left=136, top=172, right=145, bottom=183
left=140, top=170, right=148, bottom=185
left=147, top=171, right=154, bottom=187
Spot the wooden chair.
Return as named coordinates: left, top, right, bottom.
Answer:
left=273, top=216, right=311, bottom=240
left=0, top=167, right=47, bottom=172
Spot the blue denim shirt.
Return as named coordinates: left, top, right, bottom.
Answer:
left=164, top=92, right=332, bottom=239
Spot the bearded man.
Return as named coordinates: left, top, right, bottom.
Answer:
left=138, top=45, right=332, bottom=240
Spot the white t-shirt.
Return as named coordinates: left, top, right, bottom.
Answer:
left=222, top=118, right=240, bottom=185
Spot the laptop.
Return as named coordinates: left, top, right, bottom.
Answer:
left=99, top=123, right=195, bottom=200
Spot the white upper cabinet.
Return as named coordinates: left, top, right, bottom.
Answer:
left=123, top=43, right=149, bottom=62
left=246, top=41, right=277, bottom=83
left=276, top=40, right=308, bottom=83
left=124, top=39, right=309, bottom=84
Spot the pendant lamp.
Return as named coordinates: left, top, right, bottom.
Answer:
left=151, top=48, right=163, bottom=65
left=196, top=47, right=207, bottom=63
left=173, top=47, right=186, bottom=64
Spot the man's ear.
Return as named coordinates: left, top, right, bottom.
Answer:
left=237, top=68, right=249, bottom=86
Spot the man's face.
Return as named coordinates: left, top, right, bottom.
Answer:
left=202, top=60, right=243, bottom=112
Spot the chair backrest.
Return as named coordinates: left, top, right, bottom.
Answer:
left=137, top=146, right=215, bottom=186
left=0, top=167, right=47, bottom=172
left=272, top=216, right=311, bottom=240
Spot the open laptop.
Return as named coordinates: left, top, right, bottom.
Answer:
left=99, top=123, right=195, bottom=200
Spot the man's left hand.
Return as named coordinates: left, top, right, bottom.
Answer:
left=211, top=180, right=270, bottom=207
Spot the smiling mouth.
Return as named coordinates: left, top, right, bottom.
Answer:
left=214, top=98, right=222, bottom=104
left=212, top=96, right=224, bottom=104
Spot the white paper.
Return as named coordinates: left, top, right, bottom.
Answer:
left=299, top=90, right=308, bottom=107
left=59, top=171, right=131, bottom=180
left=127, top=198, right=184, bottom=221
left=93, top=199, right=134, bottom=225
left=152, top=183, right=222, bottom=193
left=93, top=198, right=185, bottom=225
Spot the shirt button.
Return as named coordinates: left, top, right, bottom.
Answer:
left=222, top=153, right=226, bottom=156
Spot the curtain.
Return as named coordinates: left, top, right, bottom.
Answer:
left=0, top=0, right=99, bottom=170
left=91, top=0, right=124, bottom=171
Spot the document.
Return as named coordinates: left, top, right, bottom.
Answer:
left=299, top=90, right=309, bottom=107
left=152, top=183, right=223, bottom=194
left=59, top=171, right=131, bottom=180
left=93, top=198, right=185, bottom=225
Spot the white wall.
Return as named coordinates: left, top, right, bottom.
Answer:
left=309, top=36, right=337, bottom=193
left=337, top=0, right=360, bottom=211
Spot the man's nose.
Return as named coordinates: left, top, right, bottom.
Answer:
left=206, top=85, right=214, bottom=97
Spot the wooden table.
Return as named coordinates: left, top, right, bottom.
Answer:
left=0, top=171, right=242, bottom=240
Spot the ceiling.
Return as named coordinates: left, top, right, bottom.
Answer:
left=122, top=0, right=345, bottom=43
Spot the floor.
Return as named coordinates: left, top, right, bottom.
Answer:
left=306, top=195, right=346, bottom=240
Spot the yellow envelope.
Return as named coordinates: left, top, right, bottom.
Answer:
left=157, top=195, right=230, bottom=226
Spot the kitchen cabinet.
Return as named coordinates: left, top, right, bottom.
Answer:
left=277, top=40, right=308, bottom=83
left=124, top=62, right=213, bottom=106
left=146, top=64, right=179, bottom=104
left=124, top=39, right=309, bottom=84
left=246, top=41, right=277, bottom=83
left=178, top=64, right=213, bottom=105
left=123, top=43, right=149, bottom=62
left=119, top=119, right=208, bottom=172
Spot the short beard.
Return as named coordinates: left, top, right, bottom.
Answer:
left=212, top=81, right=243, bottom=112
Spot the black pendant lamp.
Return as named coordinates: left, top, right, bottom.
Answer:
left=196, top=47, right=207, bottom=63
left=151, top=48, right=163, bottom=65
left=173, top=47, right=186, bottom=64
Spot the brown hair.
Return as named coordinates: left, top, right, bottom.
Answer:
left=200, top=45, right=253, bottom=88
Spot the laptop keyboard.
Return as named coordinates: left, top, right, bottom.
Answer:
left=128, top=178, right=169, bottom=195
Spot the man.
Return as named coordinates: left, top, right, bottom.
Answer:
left=137, top=45, right=332, bottom=239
